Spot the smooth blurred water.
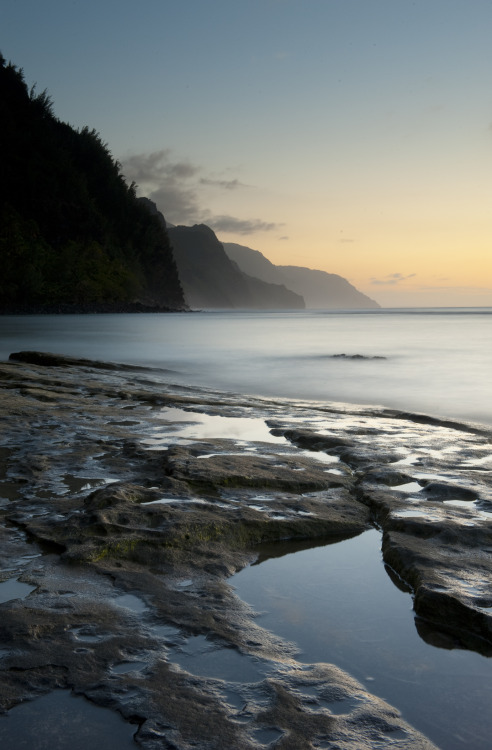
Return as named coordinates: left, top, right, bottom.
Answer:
left=1, top=308, right=491, bottom=426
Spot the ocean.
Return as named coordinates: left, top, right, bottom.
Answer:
left=1, top=308, right=491, bottom=427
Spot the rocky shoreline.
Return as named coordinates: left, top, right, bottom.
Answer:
left=0, top=352, right=491, bottom=749
left=0, top=303, right=188, bottom=316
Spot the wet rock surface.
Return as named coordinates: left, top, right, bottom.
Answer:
left=0, top=352, right=490, bottom=748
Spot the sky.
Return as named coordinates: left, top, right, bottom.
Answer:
left=2, top=0, right=492, bottom=307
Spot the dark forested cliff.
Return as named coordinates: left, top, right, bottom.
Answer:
left=0, top=54, right=185, bottom=312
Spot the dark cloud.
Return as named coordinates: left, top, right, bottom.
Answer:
left=205, top=214, right=281, bottom=235
left=121, top=150, right=202, bottom=223
left=371, top=273, right=416, bottom=286
left=199, top=177, right=248, bottom=190
left=121, top=150, right=276, bottom=234
left=122, top=150, right=199, bottom=187
left=145, top=184, right=201, bottom=225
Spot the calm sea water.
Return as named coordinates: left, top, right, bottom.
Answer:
left=0, top=308, right=491, bottom=426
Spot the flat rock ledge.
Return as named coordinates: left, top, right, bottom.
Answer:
left=1, top=352, right=490, bottom=748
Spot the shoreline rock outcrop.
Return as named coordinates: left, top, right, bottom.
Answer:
left=1, top=352, right=490, bottom=748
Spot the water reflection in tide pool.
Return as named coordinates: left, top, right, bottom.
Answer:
left=232, top=529, right=492, bottom=750
left=145, top=406, right=286, bottom=448
left=0, top=690, right=137, bottom=750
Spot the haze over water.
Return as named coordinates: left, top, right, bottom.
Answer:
left=1, top=308, right=491, bottom=428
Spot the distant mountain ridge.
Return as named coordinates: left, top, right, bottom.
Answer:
left=223, top=242, right=380, bottom=309
left=168, top=224, right=304, bottom=309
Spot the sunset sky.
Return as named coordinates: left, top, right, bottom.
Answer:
left=2, top=0, right=492, bottom=306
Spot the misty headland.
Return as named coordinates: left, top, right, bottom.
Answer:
left=0, top=54, right=377, bottom=315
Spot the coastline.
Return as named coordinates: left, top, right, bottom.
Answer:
left=0, top=302, right=189, bottom=315
left=0, top=352, right=491, bottom=748
left=2, top=309, right=491, bottom=431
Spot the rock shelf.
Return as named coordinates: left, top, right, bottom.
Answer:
left=1, top=351, right=490, bottom=748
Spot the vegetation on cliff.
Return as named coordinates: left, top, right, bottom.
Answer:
left=0, top=54, right=185, bottom=312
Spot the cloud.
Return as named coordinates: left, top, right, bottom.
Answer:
left=204, top=214, right=281, bottom=235
left=371, top=273, right=417, bottom=286
left=145, top=183, right=201, bottom=224
left=122, top=150, right=201, bottom=222
left=122, top=150, right=199, bottom=188
left=199, top=177, right=248, bottom=190
left=121, top=150, right=277, bottom=234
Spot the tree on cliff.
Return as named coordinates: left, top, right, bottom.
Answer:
left=0, top=53, right=185, bottom=311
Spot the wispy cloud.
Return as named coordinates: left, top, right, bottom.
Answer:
left=370, top=273, right=417, bottom=286
left=121, top=150, right=278, bottom=235
left=199, top=177, right=248, bottom=190
left=205, top=215, right=280, bottom=235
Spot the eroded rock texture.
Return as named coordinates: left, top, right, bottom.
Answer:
left=1, top=351, right=490, bottom=748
